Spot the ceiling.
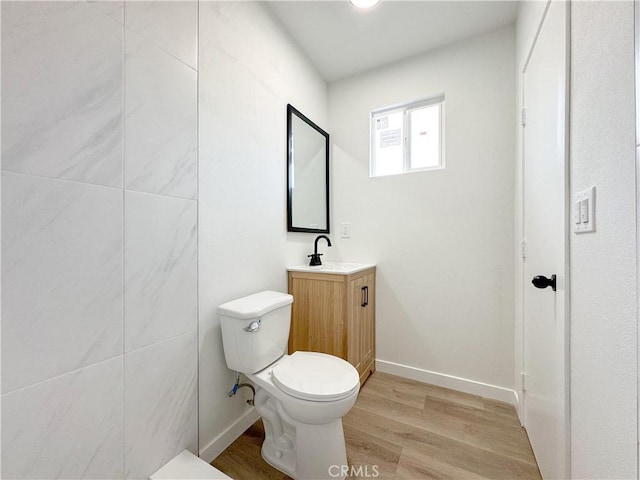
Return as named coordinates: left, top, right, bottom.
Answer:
left=266, top=1, right=519, bottom=82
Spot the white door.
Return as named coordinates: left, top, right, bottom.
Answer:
left=522, top=1, right=569, bottom=478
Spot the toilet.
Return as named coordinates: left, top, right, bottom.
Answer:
left=219, top=291, right=360, bottom=480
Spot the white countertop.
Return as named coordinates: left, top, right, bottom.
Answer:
left=287, top=262, right=376, bottom=275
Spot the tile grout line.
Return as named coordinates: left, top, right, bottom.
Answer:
left=122, top=4, right=127, bottom=477
left=0, top=353, right=124, bottom=398
left=122, top=187, right=197, bottom=203
left=196, top=0, right=201, bottom=461
left=0, top=170, right=198, bottom=203
left=0, top=169, right=123, bottom=192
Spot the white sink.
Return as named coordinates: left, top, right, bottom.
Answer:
left=287, top=262, right=375, bottom=275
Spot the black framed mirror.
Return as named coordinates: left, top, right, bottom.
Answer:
left=287, top=104, right=330, bottom=233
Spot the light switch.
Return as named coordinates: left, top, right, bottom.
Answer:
left=580, top=198, right=589, bottom=223
left=574, top=201, right=581, bottom=224
left=341, top=222, right=351, bottom=239
left=574, top=186, right=596, bottom=234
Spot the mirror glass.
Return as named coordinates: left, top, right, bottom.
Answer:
left=287, top=104, right=330, bottom=233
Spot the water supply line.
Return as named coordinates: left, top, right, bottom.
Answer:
left=228, top=372, right=255, bottom=406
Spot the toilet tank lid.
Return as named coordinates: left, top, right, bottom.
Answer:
left=218, top=291, right=293, bottom=319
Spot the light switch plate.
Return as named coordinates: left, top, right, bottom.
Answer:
left=341, top=222, right=351, bottom=239
left=574, top=186, right=595, bottom=233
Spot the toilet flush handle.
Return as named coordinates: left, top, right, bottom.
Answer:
left=244, top=319, right=262, bottom=333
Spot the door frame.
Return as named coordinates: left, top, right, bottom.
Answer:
left=518, top=0, right=572, bottom=476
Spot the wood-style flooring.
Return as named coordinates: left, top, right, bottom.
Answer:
left=211, top=372, right=541, bottom=479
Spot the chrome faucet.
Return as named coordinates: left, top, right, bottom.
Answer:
left=308, top=235, right=332, bottom=266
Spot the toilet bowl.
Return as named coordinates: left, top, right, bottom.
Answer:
left=218, top=291, right=360, bottom=480
left=248, top=352, right=359, bottom=479
left=252, top=351, right=360, bottom=422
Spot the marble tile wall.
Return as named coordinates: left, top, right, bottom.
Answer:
left=124, top=191, right=197, bottom=352
left=124, top=29, right=197, bottom=199
left=1, top=1, right=199, bottom=478
left=124, top=332, right=198, bottom=479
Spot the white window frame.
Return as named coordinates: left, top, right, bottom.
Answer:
left=370, top=94, right=445, bottom=177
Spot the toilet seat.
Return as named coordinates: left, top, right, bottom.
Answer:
left=271, top=351, right=360, bottom=402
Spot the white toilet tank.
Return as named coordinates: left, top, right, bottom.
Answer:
left=219, top=291, right=294, bottom=374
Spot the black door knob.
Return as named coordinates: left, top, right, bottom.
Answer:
left=532, top=274, right=557, bottom=291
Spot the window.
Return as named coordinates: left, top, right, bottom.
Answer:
left=370, top=95, right=444, bottom=177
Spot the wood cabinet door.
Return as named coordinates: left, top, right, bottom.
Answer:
left=361, top=271, right=375, bottom=373
left=347, top=275, right=366, bottom=373
left=288, top=273, right=345, bottom=358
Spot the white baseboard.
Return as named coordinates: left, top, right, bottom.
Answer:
left=513, top=389, right=524, bottom=425
left=199, top=408, right=260, bottom=464
left=376, top=359, right=518, bottom=406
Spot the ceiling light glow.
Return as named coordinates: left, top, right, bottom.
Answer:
left=349, top=0, right=381, bottom=9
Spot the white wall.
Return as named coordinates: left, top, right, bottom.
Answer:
left=1, top=2, right=198, bottom=478
left=198, top=1, right=327, bottom=460
left=570, top=2, right=638, bottom=477
left=328, top=26, right=516, bottom=395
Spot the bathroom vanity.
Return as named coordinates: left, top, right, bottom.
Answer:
left=287, top=263, right=376, bottom=385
